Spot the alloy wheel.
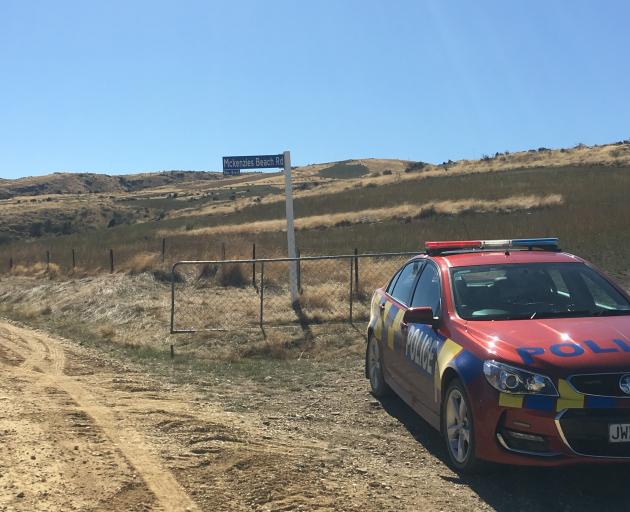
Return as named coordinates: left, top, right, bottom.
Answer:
left=445, top=388, right=471, bottom=463
left=368, top=337, right=382, bottom=391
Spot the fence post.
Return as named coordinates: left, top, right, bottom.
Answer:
left=354, top=248, right=359, bottom=291
left=170, top=265, right=176, bottom=333
left=221, top=242, right=226, bottom=260
left=162, top=238, right=166, bottom=263
left=72, top=249, right=76, bottom=270
left=109, top=249, right=114, bottom=273
left=252, top=243, right=257, bottom=289
left=259, top=262, right=265, bottom=328
left=46, top=250, right=50, bottom=271
left=296, top=248, right=301, bottom=293
left=349, top=257, right=354, bottom=323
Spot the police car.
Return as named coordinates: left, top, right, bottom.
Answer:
left=365, top=238, right=630, bottom=471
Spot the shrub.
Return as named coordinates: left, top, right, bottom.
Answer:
left=405, top=161, right=428, bottom=173
left=125, top=252, right=160, bottom=275
left=217, top=263, right=247, bottom=287
left=197, top=263, right=218, bottom=281
left=97, top=325, right=114, bottom=338
left=152, top=269, right=184, bottom=284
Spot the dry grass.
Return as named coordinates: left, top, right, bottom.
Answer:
left=3, top=142, right=630, bottom=280
left=124, top=252, right=162, bottom=274
left=160, top=194, right=563, bottom=238
left=169, top=142, right=630, bottom=220
left=10, top=262, right=61, bottom=278
left=98, top=324, right=116, bottom=339
left=0, top=271, right=361, bottom=362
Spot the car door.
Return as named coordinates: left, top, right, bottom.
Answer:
left=401, top=261, right=443, bottom=412
left=381, top=259, right=424, bottom=391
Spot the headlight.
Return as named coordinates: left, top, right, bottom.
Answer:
left=483, top=360, right=558, bottom=396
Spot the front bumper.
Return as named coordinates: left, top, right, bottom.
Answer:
left=473, top=387, right=630, bottom=465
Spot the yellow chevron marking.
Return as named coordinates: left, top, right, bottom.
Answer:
left=374, top=320, right=382, bottom=340
left=434, top=338, right=463, bottom=402
left=556, top=379, right=584, bottom=410
left=499, top=393, right=524, bottom=408
left=388, top=309, right=405, bottom=349
left=437, top=338, right=463, bottom=379
left=383, top=301, right=393, bottom=320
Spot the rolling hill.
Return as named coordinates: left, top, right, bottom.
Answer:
left=1, top=140, right=630, bottom=277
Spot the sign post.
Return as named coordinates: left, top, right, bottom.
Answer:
left=222, top=152, right=298, bottom=305
left=283, top=151, right=298, bottom=304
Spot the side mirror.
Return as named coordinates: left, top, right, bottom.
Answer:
left=403, top=306, right=436, bottom=327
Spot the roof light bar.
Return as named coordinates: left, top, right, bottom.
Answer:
left=425, top=240, right=482, bottom=251
left=425, top=238, right=560, bottom=255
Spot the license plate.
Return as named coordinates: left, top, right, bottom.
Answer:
left=609, top=424, right=630, bottom=443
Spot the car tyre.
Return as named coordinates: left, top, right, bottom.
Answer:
left=442, top=379, right=487, bottom=473
left=366, top=334, right=390, bottom=398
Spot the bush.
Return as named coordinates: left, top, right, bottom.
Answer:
left=197, top=263, right=218, bottom=281
left=217, top=263, right=247, bottom=287
left=152, top=269, right=184, bottom=284
left=405, top=161, right=428, bottom=173
left=125, top=252, right=160, bottom=275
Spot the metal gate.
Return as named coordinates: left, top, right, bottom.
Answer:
left=170, top=252, right=418, bottom=332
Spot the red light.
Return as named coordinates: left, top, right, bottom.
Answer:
left=425, top=240, right=482, bottom=251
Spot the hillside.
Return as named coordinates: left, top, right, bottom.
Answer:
left=0, top=170, right=221, bottom=199
left=1, top=140, right=630, bottom=277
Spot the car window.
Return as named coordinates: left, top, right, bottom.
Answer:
left=386, top=268, right=403, bottom=295
left=411, top=263, right=441, bottom=313
left=451, top=262, right=630, bottom=320
left=389, top=260, right=423, bottom=305
left=582, top=272, right=628, bottom=309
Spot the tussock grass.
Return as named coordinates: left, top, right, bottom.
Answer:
left=3, top=160, right=630, bottom=280
left=217, top=263, right=248, bottom=287
left=10, top=262, right=61, bottom=278
left=124, top=252, right=161, bottom=274
left=160, top=194, right=563, bottom=238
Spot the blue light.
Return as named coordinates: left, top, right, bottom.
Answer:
left=511, top=238, right=559, bottom=247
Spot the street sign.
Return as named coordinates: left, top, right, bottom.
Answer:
left=222, top=154, right=285, bottom=171
left=220, top=151, right=298, bottom=303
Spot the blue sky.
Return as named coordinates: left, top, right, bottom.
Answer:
left=1, top=0, right=629, bottom=179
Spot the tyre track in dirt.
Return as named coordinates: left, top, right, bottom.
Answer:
left=0, top=318, right=376, bottom=511
left=0, top=321, right=200, bottom=512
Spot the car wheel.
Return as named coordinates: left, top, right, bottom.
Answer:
left=442, top=379, right=485, bottom=473
left=366, top=334, right=390, bottom=397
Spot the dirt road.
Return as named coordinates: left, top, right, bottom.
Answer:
left=2, top=320, right=630, bottom=511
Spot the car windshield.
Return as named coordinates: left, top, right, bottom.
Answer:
left=451, top=262, right=630, bottom=321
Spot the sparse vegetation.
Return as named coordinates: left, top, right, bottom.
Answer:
left=318, top=162, right=368, bottom=179
left=2, top=143, right=630, bottom=281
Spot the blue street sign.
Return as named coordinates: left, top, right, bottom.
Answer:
left=223, top=154, right=285, bottom=171
left=223, top=168, right=240, bottom=176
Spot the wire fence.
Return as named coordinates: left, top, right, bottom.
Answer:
left=170, top=252, right=418, bottom=332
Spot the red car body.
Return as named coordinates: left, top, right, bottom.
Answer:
left=367, top=245, right=630, bottom=466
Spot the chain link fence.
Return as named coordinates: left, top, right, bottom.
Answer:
left=170, top=252, right=418, bottom=332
